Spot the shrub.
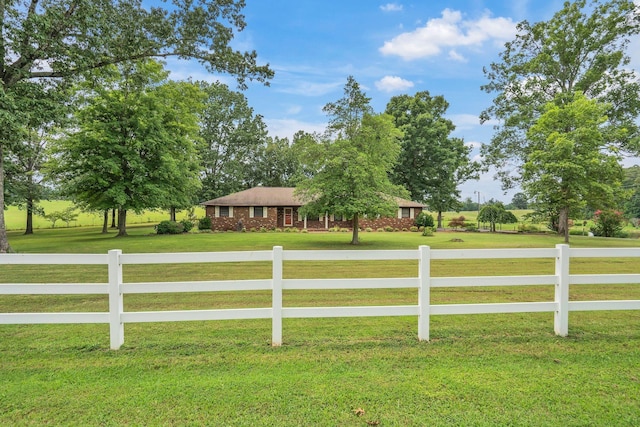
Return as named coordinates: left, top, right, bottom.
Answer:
left=384, top=226, right=394, bottom=232
left=422, top=226, right=434, bottom=236
left=465, top=223, right=478, bottom=232
left=197, top=217, right=211, bottom=230
left=365, top=227, right=373, bottom=232
left=340, top=228, right=349, bottom=232
left=591, top=209, right=624, bottom=237
left=415, top=211, right=435, bottom=228
left=377, top=228, right=384, bottom=232
left=448, top=216, right=466, bottom=229
left=180, top=219, right=194, bottom=233
left=409, top=226, right=418, bottom=232
left=156, top=220, right=184, bottom=235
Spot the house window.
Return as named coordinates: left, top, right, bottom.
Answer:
left=254, top=206, right=263, bottom=218
left=219, top=206, right=230, bottom=217
left=401, top=208, right=411, bottom=218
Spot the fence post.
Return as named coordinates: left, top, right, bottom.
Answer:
left=108, top=249, right=124, bottom=349
left=418, top=245, right=431, bottom=341
left=272, top=246, right=283, bottom=346
left=554, top=244, right=569, bottom=336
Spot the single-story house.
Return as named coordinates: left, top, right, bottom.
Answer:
left=202, top=186, right=425, bottom=231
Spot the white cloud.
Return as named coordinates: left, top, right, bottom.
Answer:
left=447, top=50, right=466, bottom=62
left=265, top=118, right=327, bottom=140
left=379, top=8, right=517, bottom=60
left=375, top=75, right=414, bottom=92
left=380, top=3, right=403, bottom=12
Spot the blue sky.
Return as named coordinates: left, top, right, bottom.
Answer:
left=167, top=0, right=640, bottom=203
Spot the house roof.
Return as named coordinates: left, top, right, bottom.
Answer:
left=202, top=187, right=425, bottom=209
left=203, top=187, right=302, bottom=207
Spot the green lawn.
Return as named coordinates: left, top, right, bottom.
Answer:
left=1, top=229, right=639, bottom=425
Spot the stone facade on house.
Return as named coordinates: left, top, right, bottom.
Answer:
left=202, top=187, right=424, bottom=231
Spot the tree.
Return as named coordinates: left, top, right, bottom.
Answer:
left=523, top=93, right=625, bottom=243
left=0, top=0, right=272, bottom=252
left=623, top=166, right=640, bottom=218
left=478, top=203, right=518, bottom=232
left=510, top=193, right=529, bottom=210
left=249, top=136, right=301, bottom=187
left=197, top=81, right=268, bottom=201
left=49, top=60, right=203, bottom=237
left=386, top=91, right=480, bottom=228
left=296, top=77, right=407, bottom=245
left=4, top=83, right=70, bottom=234
left=481, top=0, right=640, bottom=191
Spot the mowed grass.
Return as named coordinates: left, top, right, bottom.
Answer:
left=1, top=228, right=640, bottom=425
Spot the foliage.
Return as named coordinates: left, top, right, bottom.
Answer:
left=156, top=220, right=185, bottom=235
left=478, top=203, right=518, bottom=232
left=197, top=81, right=269, bottom=201
left=448, top=216, right=467, bottom=229
left=42, top=206, right=78, bottom=228
left=623, top=165, right=640, bottom=218
left=414, top=211, right=435, bottom=228
left=3, top=83, right=71, bottom=234
left=296, top=77, right=407, bottom=245
left=198, top=217, right=212, bottom=231
left=523, top=93, right=625, bottom=243
left=0, top=0, right=273, bottom=253
left=180, top=219, right=194, bottom=233
left=249, top=136, right=301, bottom=187
left=510, top=193, right=528, bottom=210
left=386, top=91, right=480, bottom=226
left=48, top=60, right=204, bottom=237
left=591, top=209, right=625, bottom=237
left=481, top=0, right=640, bottom=191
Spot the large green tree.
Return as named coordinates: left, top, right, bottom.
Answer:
left=197, top=81, right=268, bottom=201
left=49, top=60, right=203, bottom=236
left=4, top=82, right=70, bottom=234
left=624, top=165, right=640, bottom=219
left=296, top=77, right=407, bottom=245
left=481, top=0, right=640, bottom=190
left=386, top=91, right=480, bottom=228
left=0, top=0, right=272, bottom=251
left=523, top=93, right=625, bottom=243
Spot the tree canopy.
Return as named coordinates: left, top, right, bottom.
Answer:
left=296, top=77, right=407, bottom=245
left=197, top=81, right=268, bottom=201
left=523, top=93, right=625, bottom=242
left=0, top=0, right=272, bottom=252
left=48, top=60, right=203, bottom=236
left=386, top=91, right=479, bottom=228
left=481, top=0, right=640, bottom=190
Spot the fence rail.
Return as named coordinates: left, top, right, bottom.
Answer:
left=1, top=245, right=639, bottom=350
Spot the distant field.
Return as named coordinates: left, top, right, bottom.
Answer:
left=3, top=200, right=206, bottom=231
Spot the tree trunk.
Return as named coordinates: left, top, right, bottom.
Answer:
left=111, top=209, right=117, bottom=228
left=24, top=197, right=34, bottom=235
left=351, top=213, right=360, bottom=245
left=0, top=145, right=12, bottom=253
left=102, top=210, right=109, bottom=234
left=437, top=211, right=443, bottom=229
left=170, top=207, right=176, bottom=222
left=559, top=206, right=570, bottom=243
left=117, top=208, right=128, bottom=237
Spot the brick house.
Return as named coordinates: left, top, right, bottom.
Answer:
left=202, top=186, right=425, bottom=231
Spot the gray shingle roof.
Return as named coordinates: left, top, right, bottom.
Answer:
left=202, top=186, right=424, bottom=208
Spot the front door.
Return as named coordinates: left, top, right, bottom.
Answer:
left=284, top=207, right=293, bottom=227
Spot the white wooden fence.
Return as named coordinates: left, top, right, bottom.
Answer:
left=1, top=245, right=639, bottom=350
